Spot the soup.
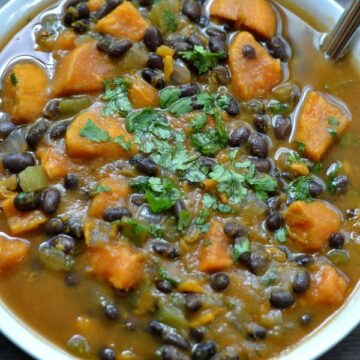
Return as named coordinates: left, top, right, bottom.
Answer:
left=0, top=0, right=359, bottom=359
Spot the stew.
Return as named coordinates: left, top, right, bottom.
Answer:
left=0, top=0, right=359, bottom=359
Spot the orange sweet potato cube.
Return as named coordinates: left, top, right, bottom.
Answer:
left=210, top=0, right=240, bottom=21
left=128, top=76, right=159, bottom=109
left=0, top=234, right=30, bottom=273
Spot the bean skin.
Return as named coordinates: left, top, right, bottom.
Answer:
left=180, top=83, right=201, bottom=98
left=209, top=36, right=227, bottom=55
left=130, top=155, right=158, bottom=175
left=229, top=127, right=250, bottom=147
left=210, top=272, right=230, bottom=291
left=144, top=26, right=163, bottom=52
left=329, top=232, right=345, bottom=248
left=44, top=218, right=65, bottom=235
left=267, top=37, right=289, bottom=61
left=270, top=288, right=295, bottom=309
left=273, top=116, right=291, bottom=140
left=108, top=40, right=133, bottom=58
left=64, top=174, right=79, bottom=190
left=163, top=332, right=190, bottom=350
left=248, top=133, right=269, bottom=158
left=14, top=192, right=39, bottom=211
left=99, top=348, right=116, bottom=360
left=41, top=188, right=61, bottom=214
left=103, top=303, right=119, bottom=321
left=147, top=54, right=164, bottom=70
left=265, top=212, right=284, bottom=231
left=292, top=269, right=311, bottom=294
left=242, top=45, right=256, bottom=59
left=26, top=119, right=49, bottom=148
left=191, top=341, right=217, bottom=360
left=50, top=120, right=71, bottom=139
left=253, top=114, right=269, bottom=134
left=246, top=323, right=267, bottom=340
left=0, top=120, right=16, bottom=139
left=103, top=206, right=131, bottom=222
left=182, top=1, right=203, bottom=22
left=3, top=152, right=36, bottom=174
left=223, top=221, right=245, bottom=238
left=225, top=96, right=240, bottom=116
left=184, top=293, right=202, bottom=311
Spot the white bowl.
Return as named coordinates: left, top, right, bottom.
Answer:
left=0, top=1, right=359, bottom=359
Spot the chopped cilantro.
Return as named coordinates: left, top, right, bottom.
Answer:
left=202, top=193, right=218, bottom=209
left=190, top=113, right=207, bottom=132
left=287, top=152, right=310, bottom=165
left=158, top=267, right=180, bottom=286
left=294, top=141, right=306, bottom=153
left=191, top=126, right=228, bottom=156
left=168, top=97, right=194, bottom=116
left=195, top=209, right=210, bottom=233
left=274, top=227, right=287, bottom=243
left=102, top=77, right=132, bottom=117
left=120, top=217, right=163, bottom=239
left=79, top=119, right=111, bottom=143
left=232, top=237, right=251, bottom=262
left=287, top=176, right=313, bottom=202
left=177, top=210, right=192, bottom=231
left=184, top=164, right=209, bottom=183
left=327, top=127, right=337, bottom=138
left=215, top=94, right=230, bottom=110
left=262, top=269, right=278, bottom=286
left=91, top=184, right=111, bottom=197
left=246, top=174, right=278, bottom=201
left=10, top=73, right=17, bottom=86
left=159, top=87, right=181, bottom=108
left=180, top=46, right=225, bottom=74
left=113, top=135, right=131, bottom=151
left=327, top=116, right=340, bottom=138
left=163, top=9, right=177, bottom=32
left=267, top=100, right=288, bottom=115
left=312, top=162, right=324, bottom=172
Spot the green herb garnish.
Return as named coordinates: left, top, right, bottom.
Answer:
left=80, top=119, right=111, bottom=143
left=232, top=237, right=251, bottom=262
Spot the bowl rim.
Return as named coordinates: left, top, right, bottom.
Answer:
left=0, top=1, right=359, bottom=360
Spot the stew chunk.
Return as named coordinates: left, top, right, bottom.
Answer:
left=199, top=220, right=232, bottom=273
left=89, top=244, right=144, bottom=290
left=2, top=63, right=48, bottom=124
left=229, top=32, right=282, bottom=100
left=95, top=1, right=148, bottom=42
left=52, top=41, right=116, bottom=96
left=128, top=76, right=159, bottom=109
left=210, top=0, right=240, bottom=21
left=0, top=235, right=30, bottom=273
left=294, top=91, right=350, bottom=161
left=285, top=200, right=341, bottom=252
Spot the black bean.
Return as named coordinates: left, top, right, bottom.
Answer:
left=108, top=39, right=133, bottom=58
left=50, top=120, right=71, bottom=139
left=299, top=313, right=312, bottom=325
left=130, top=155, right=158, bottom=175
left=210, top=272, right=230, bottom=291
left=97, top=35, right=112, bottom=53
left=3, top=152, right=36, bottom=174
left=180, top=83, right=201, bottom=98
left=229, top=127, right=250, bottom=147
left=26, top=119, right=49, bottom=148
left=247, top=253, right=268, bottom=275
left=76, top=2, right=90, bottom=19
left=148, top=320, right=166, bottom=336
left=65, top=218, right=84, bottom=239
left=156, top=280, right=173, bottom=293
left=246, top=323, right=267, bottom=340
left=130, top=193, right=145, bottom=206
left=292, top=269, right=311, bottom=294
left=0, top=120, right=16, bottom=139
left=166, top=34, right=188, bottom=48
left=223, top=221, right=245, bottom=238
left=43, top=100, right=60, bottom=119
left=309, top=180, right=323, bottom=198
left=329, top=232, right=345, bottom=249
left=72, top=19, right=90, bottom=34
left=182, top=1, right=203, bottom=22
left=225, top=96, right=240, bottom=116
left=41, top=188, right=61, bottom=214
left=65, top=0, right=86, bottom=9
left=151, top=239, right=171, bottom=256
left=104, top=303, right=119, bottom=321
left=185, top=293, right=202, bottom=311
left=99, top=347, right=116, bottom=360
left=242, top=45, right=256, bottom=59
left=273, top=116, right=291, bottom=140
left=291, top=254, right=314, bottom=267
left=144, top=26, right=163, bottom=51
left=44, top=218, right=65, bottom=235
left=206, top=27, right=227, bottom=40
left=64, top=272, right=81, bottom=287
left=187, top=34, right=203, bottom=47
left=96, top=0, right=122, bottom=19
left=267, top=37, right=289, bottom=61
left=139, top=0, right=152, bottom=6
left=49, top=234, right=76, bottom=255
left=167, top=246, right=180, bottom=259
left=147, top=54, right=164, bottom=70
left=251, top=158, right=271, bottom=173
left=64, top=174, right=79, bottom=190
left=160, top=345, right=184, bottom=360
left=63, top=8, right=77, bottom=26
left=266, top=212, right=283, bottom=231
left=141, top=68, right=165, bottom=89
left=270, top=288, right=295, bottom=309
left=199, top=156, right=216, bottom=168
left=248, top=133, right=269, bottom=158
left=173, top=41, right=193, bottom=55
left=248, top=99, right=265, bottom=114
left=209, top=36, right=227, bottom=55
left=14, top=192, right=39, bottom=211
left=191, top=341, right=217, bottom=360
left=163, top=332, right=190, bottom=350
left=213, top=65, right=230, bottom=85
left=267, top=196, right=281, bottom=212
left=198, top=16, right=209, bottom=27
left=189, top=328, right=204, bottom=342
left=253, top=114, right=269, bottom=134
left=103, top=206, right=131, bottom=222
left=331, top=175, right=348, bottom=194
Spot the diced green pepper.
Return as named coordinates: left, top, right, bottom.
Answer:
left=18, top=166, right=48, bottom=192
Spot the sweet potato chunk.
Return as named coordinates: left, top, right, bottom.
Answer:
left=88, top=0, right=105, bottom=12
left=84, top=217, right=118, bottom=246
left=2, top=196, right=47, bottom=235
left=65, top=110, right=135, bottom=159
left=53, top=30, right=77, bottom=51
left=95, top=1, right=148, bottom=42
left=0, top=234, right=30, bottom=273
left=229, top=32, right=282, bottom=100
left=235, top=0, right=277, bottom=39
left=89, top=178, right=131, bottom=218
left=37, top=147, right=74, bottom=180
left=307, top=264, right=348, bottom=306
left=2, top=63, right=49, bottom=124
left=285, top=200, right=341, bottom=252
left=294, top=91, right=350, bottom=161
left=210, top=0, right=240, bottom=21
left=88, top=244, right=144, bottom=290
left=128, top=77, right=159, bottom=109
left=52, top=41, right=116, bottom=96
left=199, top=220, right=232, bottom=273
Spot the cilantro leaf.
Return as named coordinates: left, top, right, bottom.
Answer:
left=194, top=209, right=210, bottom=233
left=287, top=176, right=313, bottom=202
left=102, top=77, right=132, bottom=117
left=328, top=116, right=340, bottom=126
left=262, top=269, right=278, bottom=286
left=274, top=227, right=287, bottom=243
left=190, top=113, right=207, bottom=132
left=247, top=174, right=278, bottom=201
left=91, top=184, right=111, bottom=197
left=158, top=267, right=181, bottom=286
left=79, top=119, right=111, bottom=143
left=191, top=127, right=228, bottom=156
left=113, top=135, right=131, bottom=151
left=159, top=87, right=182, bottom=108
left=267, top=100, right=289, bottom=115
left=168, top=97, right=193, bottom=116
left=294, top=141, right=306, bottom=153
left=177, top=209, right=192, bottom=231
left=232, top=237, right=251, bottom=262
left=180, top=46, right=225, bottom=74
left=10, top=73, right=17, bottom=86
